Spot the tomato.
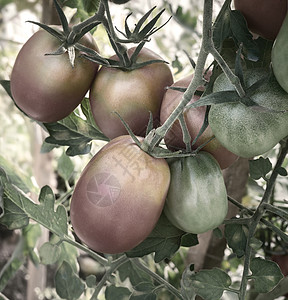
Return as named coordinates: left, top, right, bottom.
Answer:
left=234, top=0, right=287, bottom=40
left=89, top=47, right=174, bottom=139
left=271, top=254, right=288, bottom=276
left=70, top=135, right=170, bottom=254
left=272, top=13, right=288, bottom=93
left=160, top=74, right=238, bottom=169
left=208, top=69, right=288, bottom=158
left=164, top=152, right=228, bottom=234
left=10, top=28, right=99, bottom=123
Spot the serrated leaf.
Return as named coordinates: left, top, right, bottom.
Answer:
left=224, top=223, right=248, bottom=258
left=191, top=268, right=232, bottom=300
left=250, top=257, right=284, bottom=293
left=43, top=110, right=108, bottom=156
left=55, top=261, right=85, bottom=300
left=57, top=151, right=74, bottom=181
left=0, top=169, right=68, bottom=237
left=249, top=157, right=272, bottom=180
left=118, top=260, right=152, bottom=287
left=39, top=242, right=62, bottom=265
left=105, top=285, right=131, bottom=299
left=126, top=214, right=190, bottom=263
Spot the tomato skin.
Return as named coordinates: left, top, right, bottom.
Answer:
left=208, top=69, right=288, bottom=158
left=109, top=0, right=130, bottom=4
left=234, top=0, right=287, bottom=40
left=89, top=47, right=174, bottom=139
left=70, top=135, right=170, bottom=254
left=160, top=74, right=238, bottom=169
left=164, top=152, right=228, bottom=234
left=10, top=28, right=99, bottom=123
left=272, top=14, right=288, bottom=93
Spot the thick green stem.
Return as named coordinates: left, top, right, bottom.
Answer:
left=239, top=139, right=288, bottom=299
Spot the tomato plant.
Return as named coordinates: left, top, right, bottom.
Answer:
left=208, top=69, right=288, bottom=158
left=234, top=0, right=287, bottom=40
left=70, top=135, right=170, bottom=254
left=164, top=152, right=228, bottom=234
left=160, top=73, right=238, bottom=169
left=10, top=28, right=99, bottom=123
left=89, top=47, right=174, bottom=139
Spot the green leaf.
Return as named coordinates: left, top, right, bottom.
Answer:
left=43, top=109, right=108, bottom=156
left=224, top=223, right=248, bottom=258
left=173, top=6, right=197, bottom=30
left=0, top=80, right=12, bottom=99
left=39, top=242, right=62, bottom=265
left=249, top=257, right=284, bottom=293
left=55, top=261, right=85, bottom=300
left=83, top=0, right=101, bottom=13
left=118, top=260, right=151, bottom=287
left=57, top=151, right=74, bottom=181
left=230, top=10, right=259, bottom=61
left=105, top=285, right=132, bottom=300
left=249, top=157, right=272, bottom=180
left=181, top=265, right=197, bottom=300
left=276, top=166, right=288, bottom=176
left=86, top=275, right=96, bottom=288
left=0, top=238, right=25, bottom=292
left=181, top=233, right=199, bottom=248
left=0, top=155, right=38, bottom=194
left=126, top=214, right=192, bottom=263
left=0, top=169, right=68, bottom=237
left=191, top=268, right=232, bottom=300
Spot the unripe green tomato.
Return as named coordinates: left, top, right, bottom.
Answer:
left=70, top=135, right=170, bottom=254
left=160, top=73, right=238, bottom=169
left=164, top=152, right=228, bottom=234
left=208, top=69, right=288, bottom=158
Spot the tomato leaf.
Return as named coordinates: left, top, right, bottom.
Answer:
left=126, top=213, right=196, bottom=263
left=224, top=223, right=248, bottom=258
left=55, top=261, right=85, bottom=300
left=39, top=242, right=62, bottom=265
left=0, top=168, right=68, bottom=237
left=191, top=268, right=232, bottom=300
left=249, top=157, right=272, bottom=180
left=105, top=286, right=132, bottom=299
left=43, top=107, right=109, bottom=156
left=249, top=257, right=284, bottom=293
left=57, top=151, right=74, bottom=181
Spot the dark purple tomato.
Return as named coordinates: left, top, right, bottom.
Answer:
left=234, top=0, right=288, bottom=40
left=70, top=135, right=171, bottom=254
left=109, top=0, right=130, bottom=4
left=10, top=28, right=99, bottom=123
left=89, top=47, right=174, bottom=139
left=160, top=74, right=238, bottom=169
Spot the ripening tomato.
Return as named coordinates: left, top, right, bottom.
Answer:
left=234, top=0, right=287, bottom=40
left=164, top=152, right=228, bottom=234
left=160, top=74, right=238, bottom=169
left=208, top=69, right=288, bottom=158
left=89, top=47, right=174, bottom=139
left=70, top=135, right=170, bottom=254
left=10, top=28, right=99, bottom=123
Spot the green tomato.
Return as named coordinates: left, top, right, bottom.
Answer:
left=164, top=152, right=228, bottom=234
left=272, top=13, right=288, bottom=93
left=208, top=69, right=288, bottom=158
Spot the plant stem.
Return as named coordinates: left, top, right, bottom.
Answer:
left=143, top=0, right=213, bottom=151
left=63, top=235, right=109, bottom=266
left=238, top=138, right=288, bottom=299
left=89, top=255, right=129, bottom=300
left=131, top=258, right=185, bottom=300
